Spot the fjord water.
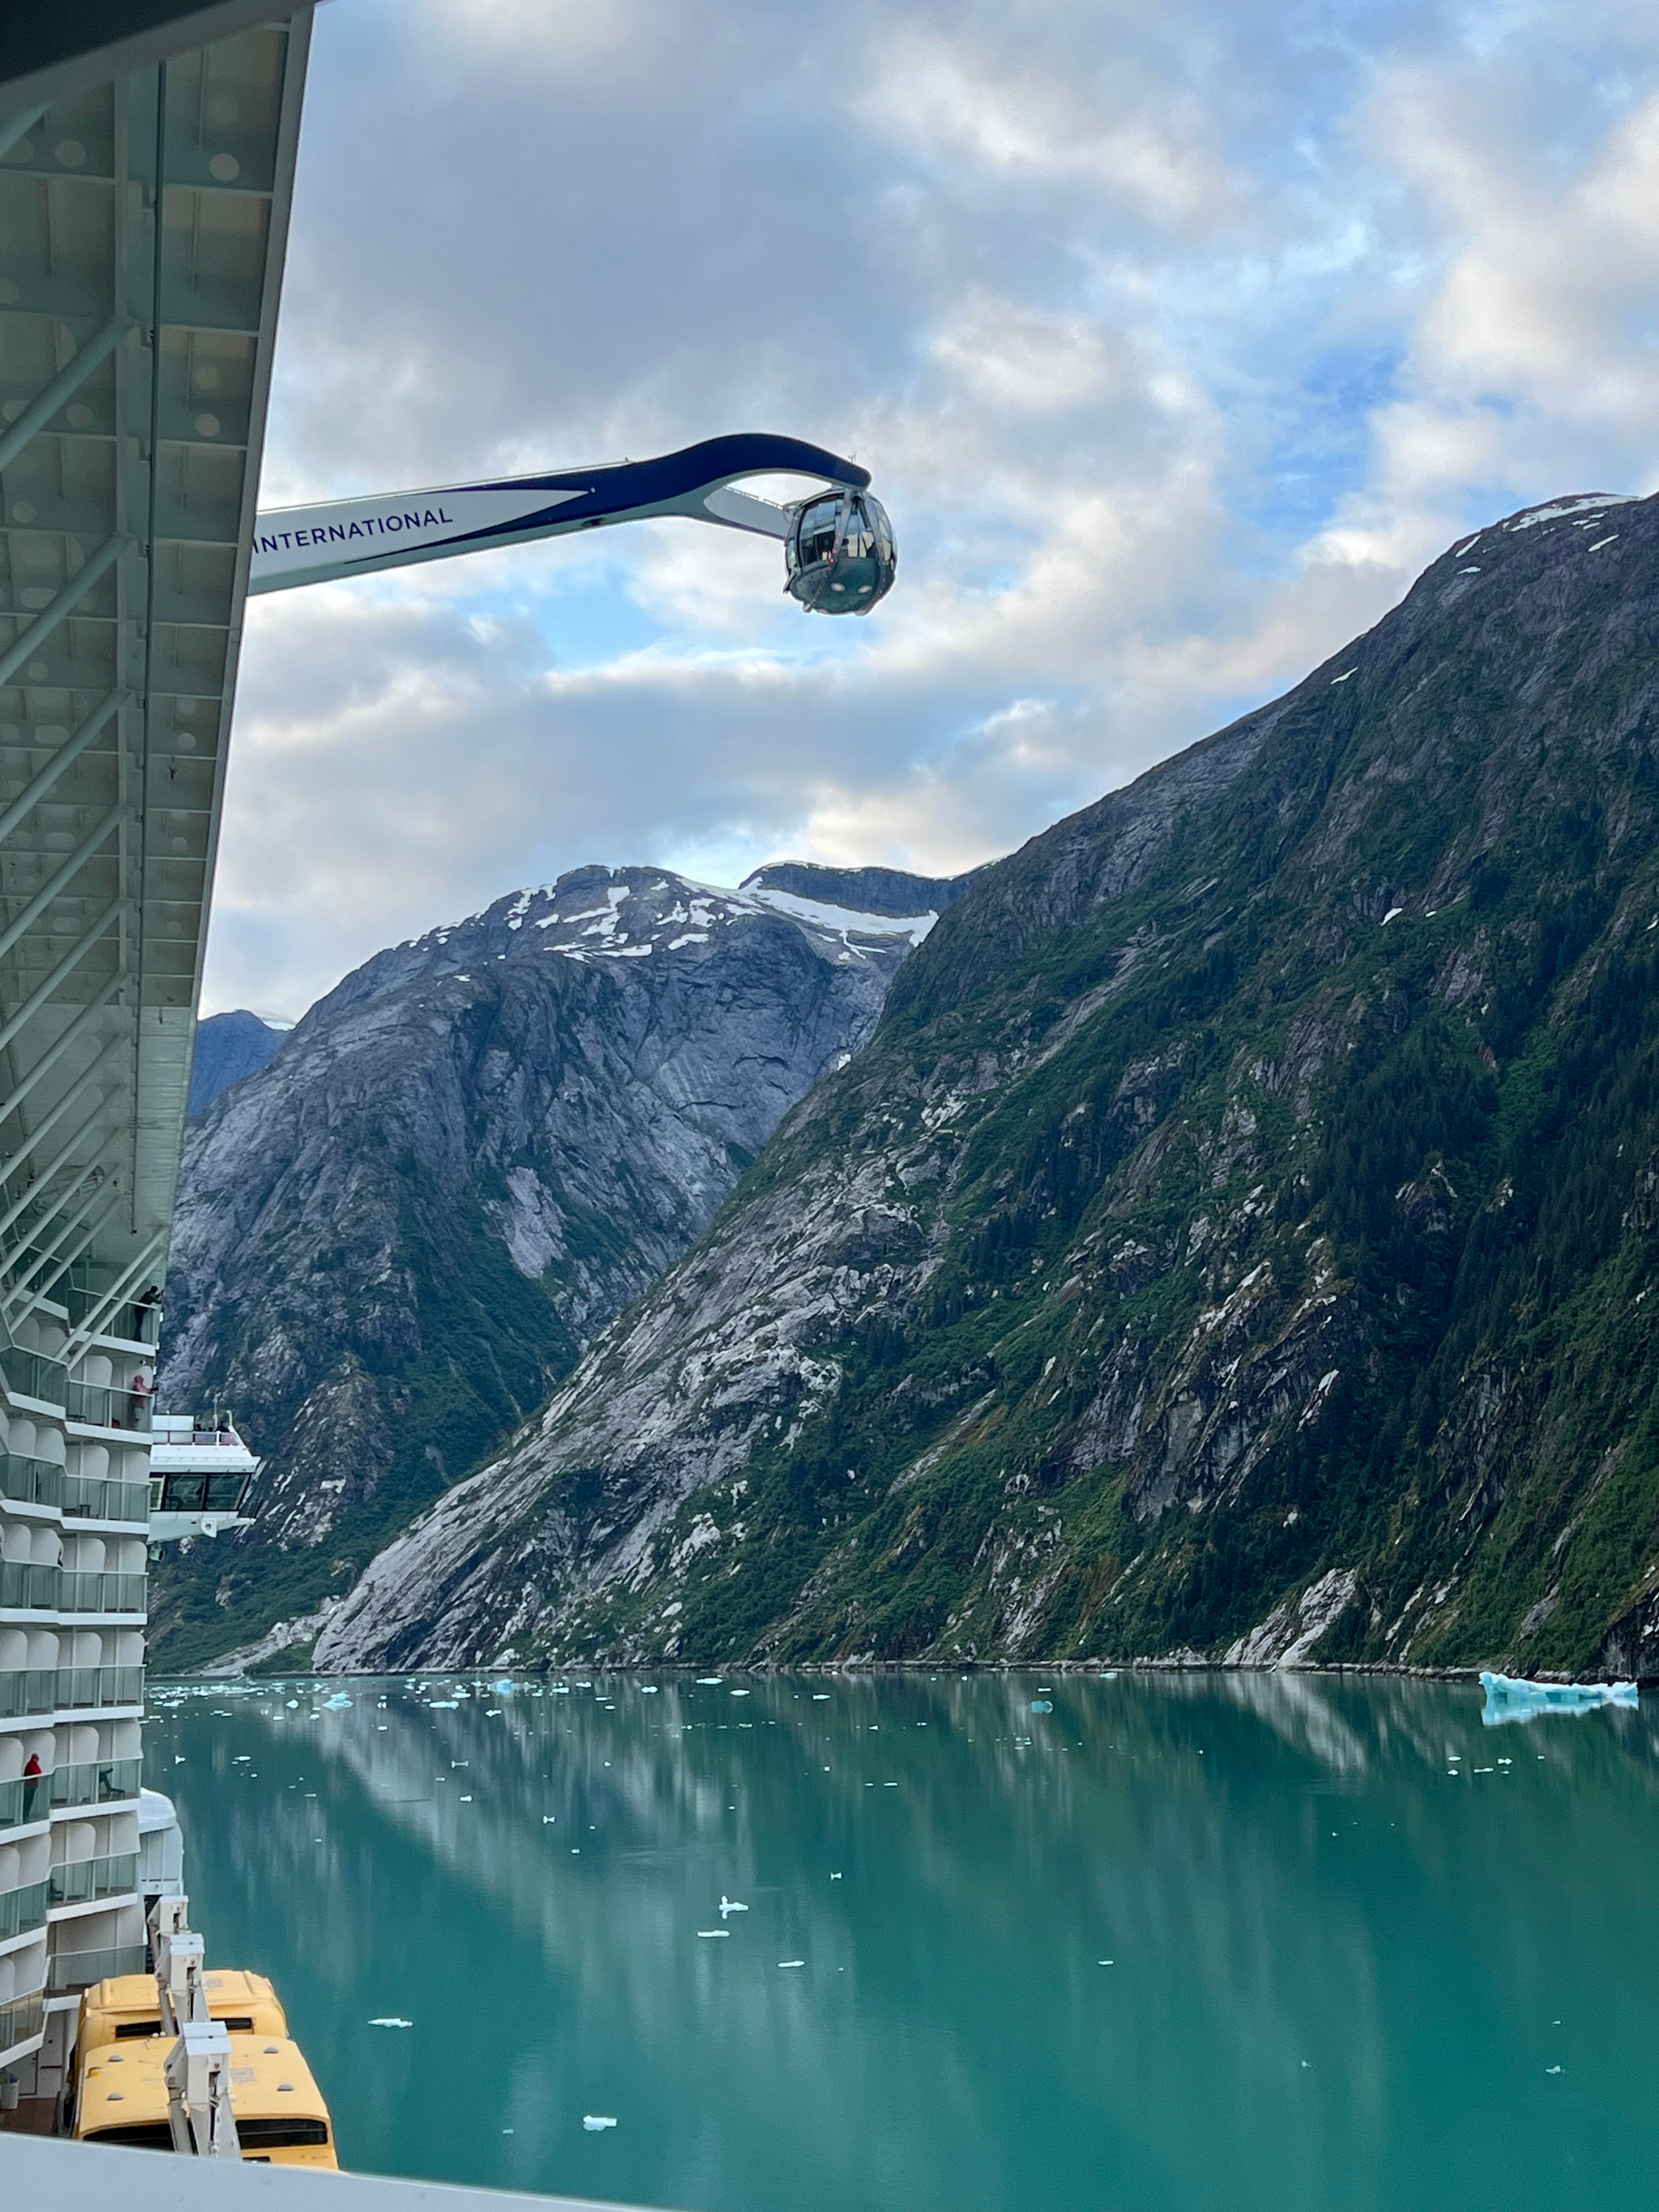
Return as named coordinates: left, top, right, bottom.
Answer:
left=145, top=1673, right=1657, bottom=2212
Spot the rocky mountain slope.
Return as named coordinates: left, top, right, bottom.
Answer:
left=152, top=861, right=969, bottom=1669
left=314, top=491, right=1659, bottom=1681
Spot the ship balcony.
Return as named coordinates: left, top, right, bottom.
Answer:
left=0, top=1340, right=67, bottom=1416
left=0, top=1452, right=65, bottom=1511
left=0, top=1560, right=58, bottom=1612
left=65, top=1378, right=153, bottom=1435
left=56, top=1664, right=144, bottom=1714
left=49, top=1757, right=142, bottom=1812
left=63, top=1473, right=151, bottom=1526
left=0, top=1988, right=44, bottom=2061
left=0, top=1667, right=57, bottom=1722
left=0, top=1878, right=48, bottom=1945
left=57, top=1570, right=147, bottom=1617
left=45, top=1938, right=145, bottom=1997
left=48, top=1849, right=138, bottom=1911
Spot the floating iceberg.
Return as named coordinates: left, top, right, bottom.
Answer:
left=719, top=1896, right=748, bottom=1917
left=583, top=2115, right=617, bottom=2132
left=1480, top=1671, right=1638, bottom=1727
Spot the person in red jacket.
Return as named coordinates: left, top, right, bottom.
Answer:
left=21, top=1750, right=43, bottom=1822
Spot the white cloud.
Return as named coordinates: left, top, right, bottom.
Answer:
left=207, top=0, right=1659, bottom=1018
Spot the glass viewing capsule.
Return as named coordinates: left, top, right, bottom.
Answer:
left=784, top=489, right=898, bottom=615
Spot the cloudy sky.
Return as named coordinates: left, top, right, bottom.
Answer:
left=207, top=0, right=1659, bottom=1019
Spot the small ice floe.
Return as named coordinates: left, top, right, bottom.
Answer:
left=369, top=2018, right=413, bottom=2029
left=719, top=1896, right=748, bottom=1917
left=1030, top=1700, right=1053, bottom=1714
left=830, top=1872, right=842, bottom=1881
left=490, top=1680, right=516, bottom=1695
left=696, top=1678, right=724, bottom=1686
left=1480, top=1671, right=1637, bottom=1726
left=640, top=1686, right=659, bottom=1694
left=430, top=1700, right=459, bottom=1709
left=812, top=1694, right=831, bottom=1701
left=778, top=1960, right=804, bottom=1970
left=324, top=1694, right=352, bottom=1709
left=1098, top=1960, right=1114, bottom=1967
left=1546, top=2066, right=1562, bottom=2076
left=542, top=1815, right=557, bottom=1824
left=583, top=2115, right=618, bottom=2132
left=697, top=1929, right=729, bottom=1939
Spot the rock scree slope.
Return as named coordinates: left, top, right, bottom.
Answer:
left=152, top=862, right=968, bottom=1669
left=315, top=492, right=1659, bottom=1681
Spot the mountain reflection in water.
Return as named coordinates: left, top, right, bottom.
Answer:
left=145, top=1672, right=1659, bottom=2212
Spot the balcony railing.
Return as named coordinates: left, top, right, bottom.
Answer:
left=0, top=1560, right=58, bottom=1609
left=65, top=1379, right=152, bottom=1434
left=0, top=1876, right=48, bottom=1940
left=0, top=1342, right=66, bottom=1409
left=48, top=1756, right=142, bottom=1810
left=63, top=1473, right=151, bottom=1523
left=48, top=1851, right=138, bottom=1909
left=0, top=1452, right=63, bottom=1509
left=58, top=1570, right=146, bottom=1616
left=46, top=1942, right=145, bottom=1995
left=0, top=1989, right=45, bottom=2055
left=0, top=1667, right=57, bottom=1719
left=57, top=1664, right=143, bottom=1712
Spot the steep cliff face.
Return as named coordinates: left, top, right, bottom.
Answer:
left=316, top=492, right=1659, bottom=1681
left=151, top=862, right=957, bottom=1668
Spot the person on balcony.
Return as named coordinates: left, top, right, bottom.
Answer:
left=128, top=1370, right=152, bottom=1427
left=21, top=1750, right=43, bottom=1822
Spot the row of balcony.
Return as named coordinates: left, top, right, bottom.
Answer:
left=1, top=1452, right=150, bottom=1522
left=0, top=1756, right=142, bottom=1830
left=0, top=1666, right=144, bottom=1720
left=0, top=1564, right=146, bottom=1615
left=0, top=1348, right=155, bottom=1432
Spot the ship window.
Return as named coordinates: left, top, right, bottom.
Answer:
left=115, top=2021, right=163, bottom=2039
left=237, top=2118, right=330, bottom=2148
left=88, top=2121, right=173, bottom=2149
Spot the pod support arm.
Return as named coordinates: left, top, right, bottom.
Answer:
left=249, top=432, right=869, bottom=595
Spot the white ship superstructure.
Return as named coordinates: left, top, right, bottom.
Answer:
left=1, top=1296, right=158, bottom=2109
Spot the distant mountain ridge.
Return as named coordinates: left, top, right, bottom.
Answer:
left=151, top=857, right=975, bottom=1670
left=187, top=1009, right=286, bottom=1118
left=308, top=490, right=1659, bottom=1684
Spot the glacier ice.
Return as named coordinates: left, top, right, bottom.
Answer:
left=1479, top=1671, right=1638, bottom=1726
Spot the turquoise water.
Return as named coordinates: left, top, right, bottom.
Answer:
left=145, top=1672, right=1658, bottom=2211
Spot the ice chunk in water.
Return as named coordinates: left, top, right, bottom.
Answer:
left=719, top=1896, right=748, bottom=1916
left=369, top=2017, right=413, bottom=2028
left=583, top=2115, right=618, bottom=2131
left=1480, top=1671, right=1638, bottom=1726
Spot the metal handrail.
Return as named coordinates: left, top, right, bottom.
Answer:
left=0, top=1451, right=63, bottom=1507
left=48, top=1756, right=142, bottom=1809
left=0, top=1876, right=48, bottom=1940
left=0, top=1775, right=40, bottom=1830
left=48, top=1850, right=138, bottom=1908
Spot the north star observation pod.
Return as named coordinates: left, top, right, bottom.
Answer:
left=249, top=432, right=898, bottom=614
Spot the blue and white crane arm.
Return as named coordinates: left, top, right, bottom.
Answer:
left=248, top=432, right=897, bottom=614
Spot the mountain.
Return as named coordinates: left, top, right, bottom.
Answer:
left=313, top=490, right=1659, bottom=1683
left=150, top=861, right=967, bottom=1671
left=186, top=1009, right=287, bottom=1117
